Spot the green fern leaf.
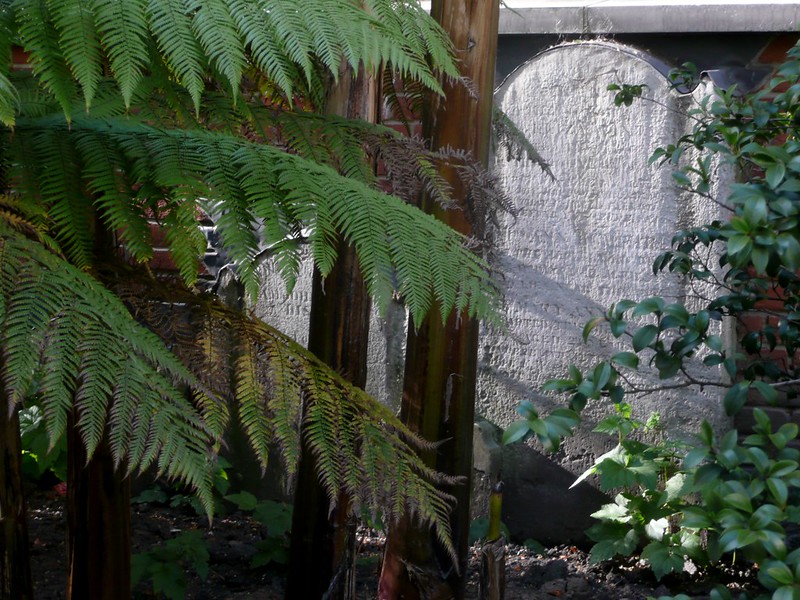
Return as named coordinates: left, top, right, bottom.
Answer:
left=0, top=226, right=217, bottom=510
left=47, top=0, right=102, bottom=110
left=145, top=0, right=206, bottom=109
left=0, top=11, right=18, bottom=123
left=227, top=0, right=301, bottom=102
left=14, top=0, right=78, bottom=119
left=0, top=72, right=18, bottom=127
left=187, top=0, right=245, bottom=100
left=91, top=0, right=150, bottom=107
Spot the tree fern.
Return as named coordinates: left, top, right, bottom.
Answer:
left=91, top=0, right=150, bottom=107
left=6, top=0, right=458, bottom=118
left=0, top=0, right=504, bottom=564
left=111, top=273, right=462, bottom=560
left=5, top=116, right=501, bottom=324
left=0, top=225, right=217, bottom=512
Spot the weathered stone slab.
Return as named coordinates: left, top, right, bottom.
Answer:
left=484, top=41, right=730, bottom=479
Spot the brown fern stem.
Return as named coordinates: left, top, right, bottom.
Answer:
left=285, top=50, right=380, bottom=600
left=66, top=424, right=131, bottom=600
left=0, top=357, right=33, bottom=600
left=66, top=216, right=131, bottom=600
left=379, top=1, right=500, bottom=598
left=285, top=245, right=371, bottom=599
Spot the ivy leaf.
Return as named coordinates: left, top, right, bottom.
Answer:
left=641, top=541, right=685, bottom=580
left=589, top=527, right=639, bottom=562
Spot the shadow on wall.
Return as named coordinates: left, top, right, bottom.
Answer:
left=472, top=418, right=609, bottom=546
left=501, top=442, right=609, bottom=545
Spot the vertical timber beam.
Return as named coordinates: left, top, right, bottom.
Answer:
left=379, top=1, right=500, bottom=598
left=285, top=63, right=379, bottom=600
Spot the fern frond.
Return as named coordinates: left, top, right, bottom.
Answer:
left=0, top=193, right=60, bottom=251
left=161, top=196, right=208, bottom=286
left=73, top=130, right=153, bottom=262
left=91, top=0, right=150, bottom=107
left=109, top=272, right=459, bottom=554
left=31, top=126, right=95, bottom=268
left=0, top=72, right=18, bottom=126
left=48, top=0, right=102, bottom=110
left=10, top=0, right=457, bottom=115
left=0, top=225, right=216, bottom=510
left=145, top=0, right=205, bottom=109
left=6, top=117, right=501, bottom=324
left=14, top=0, right=78, bottom=119
left=233, top=332, right=270, bottom=464
left=187, top=0, right=245, bottom=101
left=492, top=105, right=553, bottom=178
left=0, top=11, right=13, bottom=123
left=227, top=0, right=302, bottom=103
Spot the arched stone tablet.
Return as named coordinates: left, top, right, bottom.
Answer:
left=484, top=41, right=731, bottom=477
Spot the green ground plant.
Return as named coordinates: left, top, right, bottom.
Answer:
left=19, top=404, right=67, bottom=483
left=132, top=530, right=209, bottom=600
left=224, top=491, right=293, bottom=568
left=505, top=40, right=800, bottom=600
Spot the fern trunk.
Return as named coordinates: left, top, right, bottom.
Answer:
left=66, top=421, right=132, bottom=600
left=378, top=1, right=500, bottom=598
left=0, top=368, right=33, bottom=600
left=66, top=224, right=132, bottom=600
left=285, top=252, right=371, bottom=599
left=285, top=58, right=379, bottom=600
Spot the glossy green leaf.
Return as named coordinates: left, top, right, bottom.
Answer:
left=502, top=420, right=531, bottom=445
left=632, top=325, right=658, bottom=352
left=632, top=297, right=665, bottom=317
left=611, top=352, right=639, bottom=369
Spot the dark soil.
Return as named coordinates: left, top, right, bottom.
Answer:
left=26, top=485, right=759, bottom=600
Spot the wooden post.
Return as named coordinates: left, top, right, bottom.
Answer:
left=479, top=482, right=506, bottom=600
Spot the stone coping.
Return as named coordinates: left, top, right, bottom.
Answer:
left=494, top=1, right=800, bottom=34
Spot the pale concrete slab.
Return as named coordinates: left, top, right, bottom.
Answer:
left=496, top=1, right=800, bottom=33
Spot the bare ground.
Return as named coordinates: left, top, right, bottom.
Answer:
left=26, top=486, right=759, bottom=600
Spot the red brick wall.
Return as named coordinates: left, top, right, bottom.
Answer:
left=734, top=33, right=800, bottom=434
